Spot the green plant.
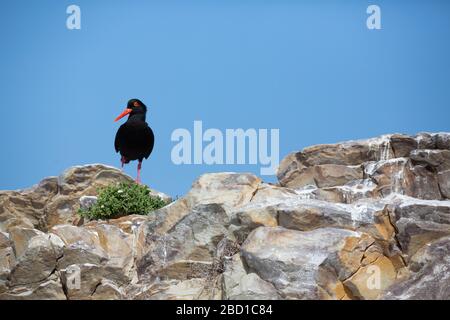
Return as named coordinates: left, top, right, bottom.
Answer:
left=78, top=182, right=167, bottom=220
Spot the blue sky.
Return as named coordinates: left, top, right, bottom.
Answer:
left=1, top=0, right=449, bottom=197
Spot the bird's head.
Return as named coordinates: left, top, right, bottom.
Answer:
left=114, top=99, right=148, bottom=122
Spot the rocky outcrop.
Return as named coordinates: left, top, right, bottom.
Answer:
left=0, top=164, right=169, bottom=233
left=1, top=132, right=449, bottom=300
left=277, top=133, right=449, bottom=201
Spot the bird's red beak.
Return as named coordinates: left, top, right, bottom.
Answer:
left=114, top=108, right=132, bottom=122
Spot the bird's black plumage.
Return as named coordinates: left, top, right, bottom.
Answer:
left=114, top=99, right=154, bottom=163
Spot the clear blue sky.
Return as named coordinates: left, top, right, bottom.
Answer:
left=1, top=0, right=449, bottom=197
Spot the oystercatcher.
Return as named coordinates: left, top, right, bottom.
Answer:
left=114, top=99, right=154, bottom=183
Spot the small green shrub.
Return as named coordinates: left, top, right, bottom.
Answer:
left=78, top=182, right=167, bottom=220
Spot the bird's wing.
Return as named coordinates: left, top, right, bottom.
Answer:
left=114, top=125, right=125, bottom=153
left=144, top=126, right=155, bottom=159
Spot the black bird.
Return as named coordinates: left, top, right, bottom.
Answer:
left=114, top=99, right=154, bottom=183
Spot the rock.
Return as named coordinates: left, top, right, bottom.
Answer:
left=434, top=132, right=450, bottom=150
left=390, top=134, right=418, bottom=158
left=296, top=141, right=372, bottom=166
left=343, top=255, right=398, bottom=300
left=58, top=164, right=133, bottom=196
left=149, top=189, right=172, bottom=204
left=438, top=170, right=450, bottom=199
left=241, top=227, right=401, bottom=299
left=50, top=224, right=107, bottom=268
left=365, top=159, right=442, bottom=200
left=315, top=179, right=378, bottom=204
left=410, top=149, right=450, bottom=170
left=403, top=164, right=442, bottom=200
left=8, top=227, right=62, bottom=286
left=249, top=183, right=298, bottom=205
left=222, top=254, right=280, bottom=300
left=131, top=278, right=221, bottom=300
left=233, top=204, right=278, bottom=240
left=278, top=133, right=448, bottom=201
left=87, top=224, right=133, bottom=271
left=85, top=214, right=148, bottom=235
left=313, top=165, right=363, bottom=188
left=136, top=204, right=231, bottom=281
left=278, top=143, right=373, bottom=189
left=277, top=135, right=397, bottom=189
left=230, top=184, right=292, bottom=237
left=79, top=196, right=98, bottom=211
left=0, top=164, right=171, bottom=232
left=1, top=132, right=450, bottom=300
left=279, top=199, right=396, bottom=243
left=233, top=196, right=396, bottom=244
left=0, top=177, right=59, bottom=232
left=51, top=224, right=133, bottom=274
left=46, top=223, right=134, bottom=300
left=185, top=173, right=261, bottom=210
left=0, top=274, right=66, bottom=300
left=140, top=198, right=191, bottom=237
left=389, top=196, right=450, bottom=258
left=282, top=164, right=363, bottom=189
left=382, top=237, right=450, bottom=299
left=364, top=158, right=408, bottom=197
left=91, top=280, right=125, bottom=300
left=137, top=172, right=262, bottom=247
left=60, top=263, right=128, bottom=300
left=276, top=153, right=303, bottom=188
left=0, top=232, right=14, bottom=294
left=45, top=195, right=81, bottom=228
left=0, top=231, right=11, bottom=249
left=415, top=132, right=436, bottom=149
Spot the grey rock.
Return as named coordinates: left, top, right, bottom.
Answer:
left=136, top=203, right=231, bottom=281
left=222, top=254, right=280, bottom=300
left=79, top=196, right=98, bottom=211
left=438, top=170, right=450, bottom=199
left=390, top=196, right=450, bottom=258
left=434, top=133, right=450, bottom=150
left=60, top=263, right=128, bottom=300
left=0, top=273, right=66, bottom=300
left=8, top=227, right=62, bottom=286
left=382, top=236, right=450, bottom=299
left=410, top=149, right=450, bottom=170
left=241, top=227, right=379, bottom=299
left=390, top=134, right=418, bottom=158
left=415, top=132, right=436, bottom=149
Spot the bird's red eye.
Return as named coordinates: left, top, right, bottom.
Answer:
left=133, top=101, right=140, bottom=107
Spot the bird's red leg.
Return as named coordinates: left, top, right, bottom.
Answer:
left=121, top=156, right=126, bottom=171
left=136, top=161, right=142, bottom=184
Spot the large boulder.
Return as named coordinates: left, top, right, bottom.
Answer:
left=434, top=132, right=450, bottom=150
left=382, top=236, right=450, bottom=299
left=0, top=274, right=66, bottom=300
left=222, top=254, right=280, bottom=300
left=438, top=170, right=450, bottom=199
left=0, top=177, right=59, bottom=232
left=184, top=172, right=261, bottom=210
left=129, top=278, right=221, bottom=300
left=8, top=227, right=62, bottom=286
left=0, top=232, right=14, bottom=294
left=241, top=227, right=403, bottom=300
left=50, top=223, right=134, bottom=299
left=232, top=196, right=397, bottom=246
left=388, top=196, right=450, bottom=259
left=136, top=204, right=231, bottom=281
